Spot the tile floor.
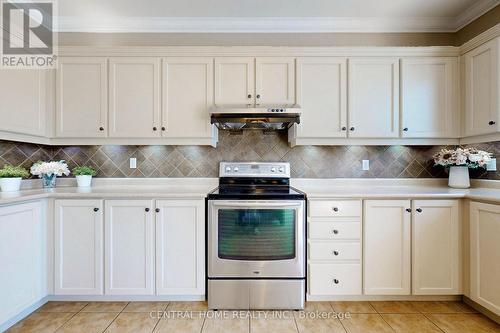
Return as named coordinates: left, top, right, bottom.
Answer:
left=6, top=301, right=500, bottom=333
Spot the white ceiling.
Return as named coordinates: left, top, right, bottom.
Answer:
left=57, top=0, right=500, bottom=33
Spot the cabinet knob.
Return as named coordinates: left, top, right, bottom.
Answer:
left=155, top=208, right=160, bottom=213
left=489, top=121, right=496, bottom=125
left=403, top=127, right=408, bottom=132
left=247, top=94, right=252, bottom=99
left=145, top=208, right=150, bottom=212
left=406, top=208, right=411, bottom=213
left=93, top=207, right=99, bottom=212
left=153, top=127, right=157, bottom=131
left=99, top=127, right=104, bottom=131
left=341, top=127, right=347, bottom=131
left=333, top=279, right=339, bottom=284
left=416, top=208, right=422, bottom=213
left=256, top=94, right=261, bottom=99
left=333, top=250, right=339, bottom=256
left=161, top=127, right=166, bottom=131
left=332, top=207, right=339, bottom=212
left=350, top=127, right=355, bottom=131
left=332, top=229, right=339, bottom=235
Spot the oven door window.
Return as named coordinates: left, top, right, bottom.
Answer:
left=218, top=209, right=296, bottom=260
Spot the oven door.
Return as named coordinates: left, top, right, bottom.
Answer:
left=208, top=200, right=305, bottom=278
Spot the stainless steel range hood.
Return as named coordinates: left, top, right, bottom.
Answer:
left=209, top=105, right=301, bottom=130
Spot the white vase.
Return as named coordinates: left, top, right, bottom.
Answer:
left=0, top=177, right=22, bottom=192
left=448, top=166, right=470, bottom=189
left=76, top=175, right=92, bottom=187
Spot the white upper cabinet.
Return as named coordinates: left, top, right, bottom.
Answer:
left=364, top=200, right=411, bottom=295
left=215, top=57, right=255, bottom=106
left=109, top=57, right=161, bottom=138
left=155, top=200, right=205, bottom=295
left=348, top=58, right=400, bottom=138
left=0, top=69, right=47, bottom=137
left=105, top=200, right=155, bottom=295
left=56, top=57, right=108, bottom=138
left=255, top=57, right=295, bottom=105
left=162, top=58, right=214, bottom=138
left=412, top=200, right=460, bottom=295
left=469, top=202, right=500, bottom=316
left=295, top=57, right=347, bottom=138
left=401, top=58, right=458, bottom=138
left=464, top=37, right=500, bottom=136
left=54, top=200, right=103, bottom=295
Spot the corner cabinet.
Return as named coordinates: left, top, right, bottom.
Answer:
left=401, top=57, right=458, bottom=138
left=54, top=200, right=104, bottom=295
left=464, top=37, right=500, bottom=137
left=469, top=202, right=500, bottom=316
left=155, top=200, right=205, bottom=296
left=348, top=58, right=400, bottom=138
left=56, top=57, right=108, bottom=138
left=109, top=58, right=161, bottom=138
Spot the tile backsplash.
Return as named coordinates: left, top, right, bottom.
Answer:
left=0, top=131, right=499, bottom=179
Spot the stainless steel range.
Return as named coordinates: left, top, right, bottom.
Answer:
left=207, top=162, right=306, bottom=310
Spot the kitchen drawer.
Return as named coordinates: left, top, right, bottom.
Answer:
left=309, top=200, right=361, bottom=218
left=309, top=263, right=361, bottom=295
left=309, top=221, right=361, bottom=240
left=309, top=241, right=361, bottom=261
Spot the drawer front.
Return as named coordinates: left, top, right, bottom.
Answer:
left=309, top=242, right=361, bottom=261
left=309, top=222, right=361, bottom=240
left=309, top=200, right=361, bottom=218
left=309, top=263, right=361, bottom=295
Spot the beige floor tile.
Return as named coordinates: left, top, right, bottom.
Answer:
left=340, top=314, right=394, bottom=333
left=166, top=301, right=208, bottom=312
left=202, top=316, right=249, bottom=333
left=294, top=314, right=346, bottom=333
left=57, top=312, right=119, bottom=333
left=382, top=314, right=441, bottom=333
left=153, top=317, right=205, bottom=333
left=105, top=312, right=160, bottom=333
left=81, top=302, right=128, bottom=312
left=331, top=301, right=377, bottom=314
left=37, top=301, right=88, bottom=313
left=411, top=301, right=478, bottom=314
left=303, top=302, right=334, bottom=313
left=426, top=313, right=500, bottom=333
left=251, top=316, right=298, bottom=333
left=7, top=312, right=74, bottom=333
left=370, top=301, right=419, bottom=314
left=123, top=302, right=169, bottom=313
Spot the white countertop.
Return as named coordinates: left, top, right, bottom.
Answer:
left=0, top=178, right=499, bottom=205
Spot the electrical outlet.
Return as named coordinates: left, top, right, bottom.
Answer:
left=486, top=158, right=497, bottom=171
left=362, top=160, right=370, bottom=171
left=129, top=158, right=137, bottom=169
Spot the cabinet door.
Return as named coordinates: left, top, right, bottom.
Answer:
left=470, top=202, right=500, bottom=315
left=56, top=57, right=107, bottom=138
left=348, top=58, right=399, bottom=138
left=256, top=57, right=295, bottom=105
left=401, top=58, right=458, bottom=138
left=155, top=200, right=205, bottom=295
left=105, top=200, right=154, bottom=295
left=364, top=200, right=411, bottom=295
left=162, top=58, right=214, bottom=138
left=0, top=69, right=46, bottom=136
left=54, top=200, right=103, bottom=295
left=0, top=202, right=44, bottom=325
left=109, top=58, right=161, bottom=137
left=464, top=38, right=499, bottom=136
left=295, top=57, right=347, bottom=138
left=412, top=200, right=460, bottom=295
left=214, top=57, right=254, bottom=106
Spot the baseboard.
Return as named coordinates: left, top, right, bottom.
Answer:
left=48, top=295, right=206, bottom=301
left=463, top=296, right=500, bottom=324
left=0, top=296, right=49, bottom=332
left=307, top=294, right=462, bottom=301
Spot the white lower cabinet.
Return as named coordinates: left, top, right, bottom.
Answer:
left=155, top=199, right=205, bottom=295
left=412, top=200, right=460, bottom=295
left=309, top=264, right=362, bottom=295
left=364, top=200, right=411, bottom=295
left=0, top=202, right=45, bottom=326
left=54, top=200, right=104, bottom=295
left=469, top=202, right=500, bottom=316
left=105, top=200, right=155, bottom=295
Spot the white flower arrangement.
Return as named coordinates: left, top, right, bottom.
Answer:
left=30, top=160, right=71, bottom=177
left=433, top=147, right=492, bottom=169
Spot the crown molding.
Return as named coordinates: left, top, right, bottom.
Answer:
left=460, top=23, right=500, bottom=54
left=455, top=0, right=499, bottom=31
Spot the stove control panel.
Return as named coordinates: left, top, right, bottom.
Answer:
left=220, top=162, right=290, bottom=178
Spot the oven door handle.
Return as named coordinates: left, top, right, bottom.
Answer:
left=210, top=201, right=302, bottom=208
